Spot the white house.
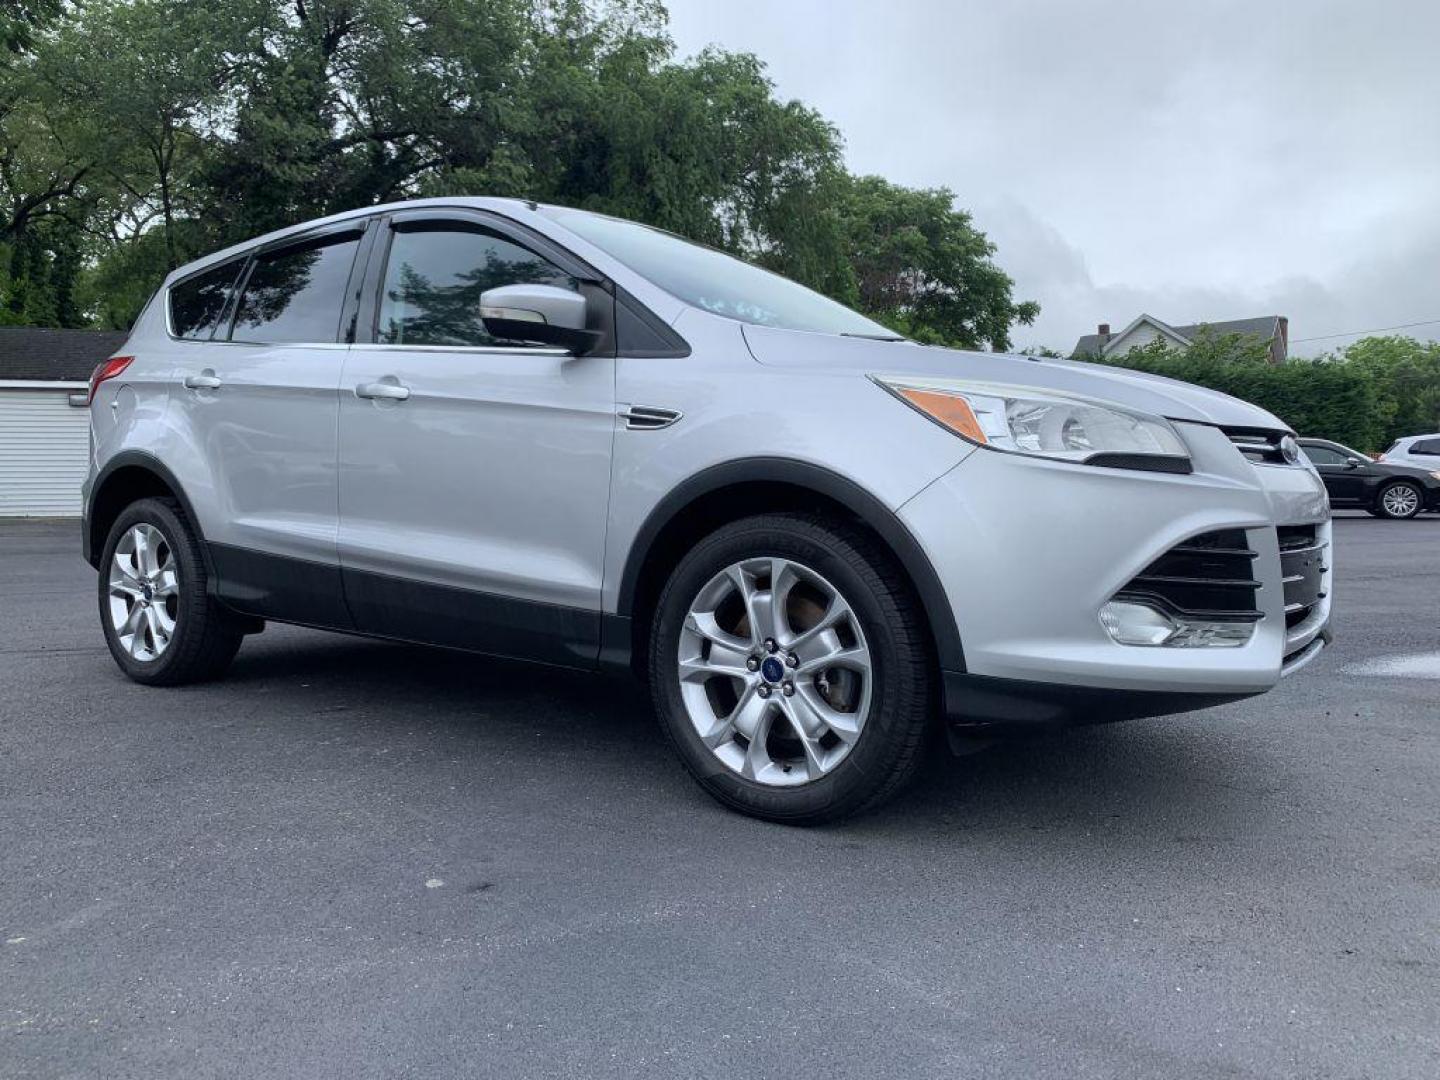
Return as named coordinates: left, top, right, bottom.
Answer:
left=1071, top=314, right=1289, bottom=364
left=0, top=327, right=127, bottom=516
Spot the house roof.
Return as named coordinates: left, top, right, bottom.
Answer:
left=0, top=327, right=130, bottom=382
left=1072, top=315, right=1283, bottom=358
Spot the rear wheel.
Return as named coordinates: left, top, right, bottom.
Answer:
left=99, top=497, right=243, bottom=685
left=649, top=513, right=934, bottom=824
left=1372, top=481, right=1422, bottom=519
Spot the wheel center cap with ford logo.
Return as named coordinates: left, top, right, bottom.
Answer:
left=760, top=656, right=786, bottom=683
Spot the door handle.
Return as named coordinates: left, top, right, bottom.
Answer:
left=355, top=380, right=411, bottom=401
left=183, top=371, right=221, bottom=390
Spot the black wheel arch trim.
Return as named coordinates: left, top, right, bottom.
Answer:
left=84, top=451, right=213, bottom=578
left=614, top=457, right=966, bottom=673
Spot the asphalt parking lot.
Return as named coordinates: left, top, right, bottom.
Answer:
left=3, top=515, right=1438, bottom=1079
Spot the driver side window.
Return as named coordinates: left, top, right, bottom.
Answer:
left=378, top=225, right=577, bottom=347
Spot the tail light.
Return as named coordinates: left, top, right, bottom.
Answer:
left=88, top=355, right=134, bottom=404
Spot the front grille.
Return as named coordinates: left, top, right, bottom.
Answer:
left=1115, top=528, right=1262, bottom=620
left=1277, top=524, right=1328, bottom=629
left=1222, top=425, right=1294, bottom=465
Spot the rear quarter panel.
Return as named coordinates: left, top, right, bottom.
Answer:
left=88, top=298, right=180, bottom=489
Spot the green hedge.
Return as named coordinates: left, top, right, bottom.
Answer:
left=1081, top=332, right=1421, bottom=452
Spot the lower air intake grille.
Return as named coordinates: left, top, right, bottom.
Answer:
left=1278, top=524, right=1328, bottom=628
left=1116, top=528, right=1261, bottom=620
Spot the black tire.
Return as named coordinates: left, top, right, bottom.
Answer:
left=98, top=497, right=243, bottom=685
left=649, top=512, right=935, bottom=825
left=1372, top=481, right=1423, bottom=520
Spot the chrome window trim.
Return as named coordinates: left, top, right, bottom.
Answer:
left=355, top=343, right=572, bottom=357
left=172, top=339, right=353, bottom=351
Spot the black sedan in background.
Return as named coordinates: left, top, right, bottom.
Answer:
left=1301, top=438, right=1440, bottom=519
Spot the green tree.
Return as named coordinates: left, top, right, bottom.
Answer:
left=0, top=0, right=93, bottom=326
left=76, top=225, right=182, bottom=329
left=202, top=0, right=531, bottom=242
left=35, top=0, right=262, bottom=270
left=1337, top=335, right=1440, bottom=447
left=197, top=1, right=1034, bottom=345
left=833, top=175, right=1038, bottom=350
left=2, top=0, right=1040, bottom=344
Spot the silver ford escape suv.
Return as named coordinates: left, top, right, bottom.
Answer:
left=82, top=198, right=1333, bottom=823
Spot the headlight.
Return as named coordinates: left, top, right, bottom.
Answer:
left=871, top=376, right=1191, bottom=472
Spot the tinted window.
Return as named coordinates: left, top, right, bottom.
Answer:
left=542, top=206, right=899, bottom=338
left=229, top=233, right=361, bottom=343
left=378, top=226, right=577, bottom=347
left=1302, top=444, right=1347, bottom=465
left=169, top=258, right=244, bottom=340
left=1412, top=438, right=1440, bottom=455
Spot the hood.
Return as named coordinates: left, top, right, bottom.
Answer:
left=741, top=325, right=1290, bottom=431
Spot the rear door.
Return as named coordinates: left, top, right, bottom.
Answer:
left=336, top=209, right=615, bottom=665
left=171, top=222, right=371, bottom=627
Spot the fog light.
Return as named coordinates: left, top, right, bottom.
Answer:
left=1164, top=621, right=1255, bottom=648
left=1100, top=600, right=1255, bottom=648
left=1099, top=600, right=1177, bottom=645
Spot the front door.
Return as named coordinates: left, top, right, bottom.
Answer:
left=336, top=211, right=615, bottom=666
left=1304, top=442, right=1368, bottom=505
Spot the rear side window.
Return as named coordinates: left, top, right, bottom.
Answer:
left=229, top=232, right=362, bottom=344
left=377, top=226, right=577, bottom=347
left=1412, top=438, right=1440, bottom=456
left=169, top=258, right=244, bottom=340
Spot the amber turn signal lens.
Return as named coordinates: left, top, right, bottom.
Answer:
left=896, top=387, right=988, bottom=444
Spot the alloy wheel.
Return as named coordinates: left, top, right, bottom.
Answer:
left=677, top=556, right=873, bottom=786
left=107, top=523, right=180, bottom=661
left=1381, top=485, right=1420, bottom=518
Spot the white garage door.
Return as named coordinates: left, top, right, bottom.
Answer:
left=0, top=387, right=90, bottom=516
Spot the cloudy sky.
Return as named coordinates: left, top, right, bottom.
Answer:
left=664, top=0, right=1440, bottom=355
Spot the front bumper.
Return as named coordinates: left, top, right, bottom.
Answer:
left=898, top=421, right=1332, bottom=727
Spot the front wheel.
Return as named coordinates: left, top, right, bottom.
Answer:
left=99, top=497, right=243, bottom=685
left=1372, top=481, right=1422, bottom=519
left=649, top=513, right=935, bottom=824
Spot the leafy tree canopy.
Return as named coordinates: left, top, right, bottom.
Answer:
left=0, top=0, right=1035, bottom=346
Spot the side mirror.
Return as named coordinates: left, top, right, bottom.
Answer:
left=1345, top=457, right=1362, bottom=469
left=479, top=284, right=599, bottom=354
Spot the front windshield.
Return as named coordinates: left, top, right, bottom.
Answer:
left=542, top=206, right=899, bottom=339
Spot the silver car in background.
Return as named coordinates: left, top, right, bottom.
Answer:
left=82, top=198, right=1333, bottom=822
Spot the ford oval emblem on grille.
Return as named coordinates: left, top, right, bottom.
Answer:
left=1280, top=435, right=1302, bottom=464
